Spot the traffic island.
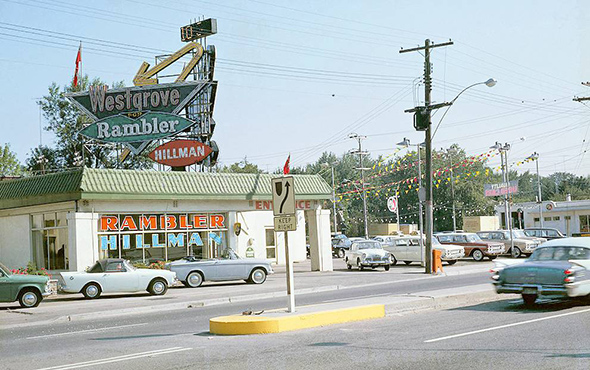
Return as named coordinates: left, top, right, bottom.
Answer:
left=209, top=304, right=385, bottom=335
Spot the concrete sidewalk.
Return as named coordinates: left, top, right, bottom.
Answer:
left=0, top=258, right=497, bottom=330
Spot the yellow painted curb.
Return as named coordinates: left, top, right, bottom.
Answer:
left=209, top=304, right=385, bottom=335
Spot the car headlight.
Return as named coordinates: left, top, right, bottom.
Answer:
left=45, top=282, right=52, bottom=293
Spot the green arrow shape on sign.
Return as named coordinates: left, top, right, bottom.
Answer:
left=80, top=112, right=196, bottom=143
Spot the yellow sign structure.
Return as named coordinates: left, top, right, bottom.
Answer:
left=133, top=42, right=205, bottom=86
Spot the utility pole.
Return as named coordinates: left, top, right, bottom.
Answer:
left=400, top=39, right=453, bottom=274
left=349, top=133, right=369, bottom=239
left=529, top=152, right=543, bottom=227
left=573, top=81, right=590, bottom=102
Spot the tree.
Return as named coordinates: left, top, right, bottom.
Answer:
left=34, top=75, right=152, bottom=171
left=220, top=159, right=263, bottom=174
left=0, top=143, right=23, bottom=176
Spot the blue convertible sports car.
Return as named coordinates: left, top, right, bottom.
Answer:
left=492, top=237, right=590, bottom=305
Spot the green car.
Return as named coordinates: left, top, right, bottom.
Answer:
left=0, top=262, right=52, bottom=308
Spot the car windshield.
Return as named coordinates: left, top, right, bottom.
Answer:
left=466, top=234, right=482, bottom=242
left=124, top=260, right=136, bottom=270
left=220, top=249, right=240, bottom=260
left=512, top=230, right=527, bottom=238
left=530, top=246, right=590, bottom=261
left=431, top=238, right=440, bottom=246
left=0, top=262, right=12, bottom=275
left=357, top=241, right=381, bottom=250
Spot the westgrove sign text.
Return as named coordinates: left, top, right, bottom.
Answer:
left=66, top=81, right=209, bottom=120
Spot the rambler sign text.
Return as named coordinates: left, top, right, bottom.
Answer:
left=80, top=112, right=195, bottom=143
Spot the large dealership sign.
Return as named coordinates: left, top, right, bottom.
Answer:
left=80, top=112, right=195, bottom=143
left=484, top=180, right=519, bottom=197
left=67, top=81, right=208, bottom=120
left=148, top=139, right=212, bottom=166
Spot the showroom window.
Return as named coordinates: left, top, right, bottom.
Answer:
left=31, top=211, right=69, bottom=270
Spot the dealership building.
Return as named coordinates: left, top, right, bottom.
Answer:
left=0, top=168, right=333, bottom=272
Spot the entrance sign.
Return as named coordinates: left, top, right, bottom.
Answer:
left=148, top=140, right=212, bottom=166
left=181, top=19, right=218, bottom=42
left=387, top=196, right=398, bottom=213
left=80, top=112, right=196, bottom=143
left=274, top=215, right=297, bottom=232
left=67, top=81, right=209, bottom=121
left=271, top=177, right=296, bottom=216
left=484, top=180, right=519, bottom=197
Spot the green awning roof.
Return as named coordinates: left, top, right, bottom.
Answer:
left=0, top=168, right=332, bottom=209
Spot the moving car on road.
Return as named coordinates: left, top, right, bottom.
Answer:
left=492, top=237, right=590, bottom=305
left=0, top=262, right=52, bottom=308
left=344, top=240, right=391, bottom=271
left=382, top=236, right=464, bottom=266
left=477, top=230, right=543, bottom=258
left=436, top=232, right=505, bottom=261
left=167, top=249, right=273, bottom=287
left=59, top=259, right=176, bottom=298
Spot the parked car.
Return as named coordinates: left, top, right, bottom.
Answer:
left=372, top=234, right=404, bottom=249
left=382, top=236, right=465, bottom=266
left=525, top=228, right=565, bottom=240
left=331, top=234, right=352, bottom=258
left=58, top=259, right=176, bottom=298
left=477, top=230, right=543, bottom=258
left=0, top=262, right=52, bottom=308
left=491, top=237, right=590, bottom=305
left=166, top=249, right=274, bottom=287
left=344, top=240, right=391, bottom=271
left=436, top=232, right=505, bottom=261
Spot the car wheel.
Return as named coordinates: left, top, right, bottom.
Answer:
left=390, top=255, right=397, bottom=266
left=337, top=249, right=345, bottom=258
left=512, top=247, right=522, bottom=258
left=186, top=271, right=204, bottom=288
left=357, top=258, right=363, bottom=271
left=446, top=260, right=457, bottom=265
left=472, top=249, right=484, bottom=262
left=148, top=278, right=168, bottom=296
left=347, top=264, right=352, bottom=270
left=249, top=268, right=267, bottom=284
left=522, top=294, right=537, bottom=306
left=18, top=288, right=41, bottom=308
left=82, top=283, right=101, bottom=299
left=404, top=261, right=412, bottom=266
left=384, top=265, right=390, bottom=271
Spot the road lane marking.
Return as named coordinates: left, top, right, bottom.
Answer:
left=424, top=307, right=590, bottom=343
left=35, top=347, right=192, bottom=370
left=26, top=323, right=148, bottom=339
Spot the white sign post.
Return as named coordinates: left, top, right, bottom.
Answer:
left=271, top=176, right=296, bottom=313
left=387, top=195, right=400, bottom=228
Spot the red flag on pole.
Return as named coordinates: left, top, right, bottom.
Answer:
left=283, top=154, right=290, bottom=175
left=73, top=43, right=82, bottom=88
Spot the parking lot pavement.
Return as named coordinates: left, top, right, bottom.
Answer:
left=0, top=258, right=494, bottom=329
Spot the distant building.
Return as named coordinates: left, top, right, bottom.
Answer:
left=494, top=197, right=590, bottom=236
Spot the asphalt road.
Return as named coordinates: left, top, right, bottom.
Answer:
left=3, top=269, right=590, bottom=370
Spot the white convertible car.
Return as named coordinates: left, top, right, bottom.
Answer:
left=58, top=259, right=177, bottom=298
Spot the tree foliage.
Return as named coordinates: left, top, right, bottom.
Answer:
left=0, top=143, right=23, bottom=176
left=30, top=75, right=152, bottom=172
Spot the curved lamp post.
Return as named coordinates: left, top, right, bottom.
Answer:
left=432, top=78, right=497, bottom=139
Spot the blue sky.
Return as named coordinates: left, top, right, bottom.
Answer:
left=1, top=0, right=589, bottom=176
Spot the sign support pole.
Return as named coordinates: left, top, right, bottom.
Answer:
left=284, top=230, right=295, bottom=313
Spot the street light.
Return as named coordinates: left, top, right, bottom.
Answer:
left=321, top=162, right=338, bottom=234
left=349, top=133, right=370, bottom=239
left=397, top=138, right=425, bottom=263
left=490, top=141, right=516, bottom=257
left=432, top=79, right=497, bottom=139
left=528, top=152, right=543, bottom=227
left=422, top=78, right=496, bottom=274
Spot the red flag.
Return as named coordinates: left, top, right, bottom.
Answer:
left=73, top=44, right=82, bottom=87
left=283, top=155, right=290, bottom=175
